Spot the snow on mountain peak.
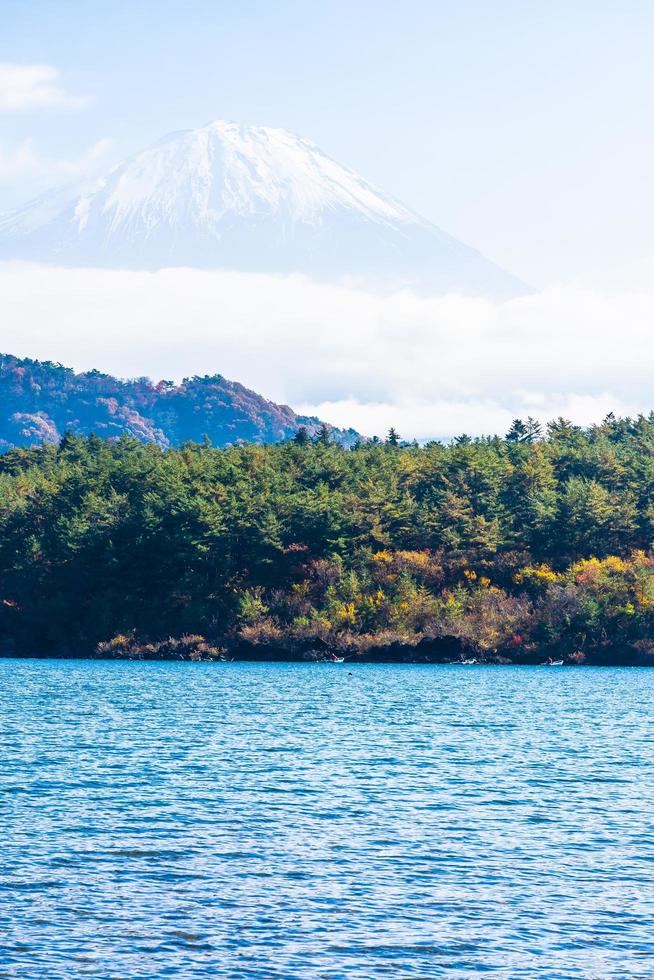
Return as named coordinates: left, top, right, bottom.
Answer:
left=94, top=119, right=416, bottom=233
left=0, top=119, right=526, bottom=297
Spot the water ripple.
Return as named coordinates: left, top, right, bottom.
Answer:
left=1, top=660, right=653, bottom=977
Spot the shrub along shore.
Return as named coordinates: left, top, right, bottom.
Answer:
left=2, top=417, right=654, bottom=666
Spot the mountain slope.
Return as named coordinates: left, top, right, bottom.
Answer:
left=0, top=120, right=525, bottom=297
left=0, top=354, right=358, bottom=451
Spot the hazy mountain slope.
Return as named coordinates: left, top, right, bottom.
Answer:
left=0, top=354, right=357, bottom=450
left=0, top=120, right=525, bottom=297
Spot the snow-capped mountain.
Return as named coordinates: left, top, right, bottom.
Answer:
left=0, top=120, right=525, bottom=296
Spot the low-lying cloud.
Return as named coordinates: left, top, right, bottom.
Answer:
left=1, top=261, right=653, bottom=440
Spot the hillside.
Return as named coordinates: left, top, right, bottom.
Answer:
left=1, top=417, right=654, bottom=664
left=0, top=354, right=357, bottom=450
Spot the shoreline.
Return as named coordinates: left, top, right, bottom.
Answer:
left=3, top=644, right=653, bottom=667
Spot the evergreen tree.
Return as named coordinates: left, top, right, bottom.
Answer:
left=316, top=423, right=331, bottom=446
left=506, top=419, right=528, bottom=443
left=0, top=413, right=652, bottom=660
left=524, top=417, right=543, bottom=443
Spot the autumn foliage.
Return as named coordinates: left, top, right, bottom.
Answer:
left=1, top=411, right=654, bottom=662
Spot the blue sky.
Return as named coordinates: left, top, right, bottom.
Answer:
left=2, top=1, right=654, bottom=439
left=2, top=0, right=654, bottom=287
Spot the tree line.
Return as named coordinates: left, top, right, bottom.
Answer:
left=1, top=413, right=654, bottom=662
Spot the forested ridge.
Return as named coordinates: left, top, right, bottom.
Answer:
left=1, top=412, right=654, bottom=664
left=0, top=353, right=357, bottom=450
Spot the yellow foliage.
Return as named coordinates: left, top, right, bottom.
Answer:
left=107, top=634, right=131, bottom=650
left=568, top=554, right=644, bottom=586
left=337, top=602, right=357, bottom=625
left=396, top=550, right=430, bottom=567
left=515, top=564, right=559, bottom=586
left=603, top=555, right=629, bottom=573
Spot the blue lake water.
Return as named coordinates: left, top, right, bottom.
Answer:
left=1, top=660, right=653, bottom=978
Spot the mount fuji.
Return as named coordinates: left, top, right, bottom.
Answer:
left=0, top=120, right=525, bottom=296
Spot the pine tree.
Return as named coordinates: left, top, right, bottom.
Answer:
left=315, top=423, right=331, bottom=446
left=524, top=417, right=543, bottom=443
left=506, top=419, right=528, bottom=443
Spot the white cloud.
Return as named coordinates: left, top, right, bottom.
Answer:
left=0, top=64, right=89, bottom=111
left=0, top=138, right=114, bottom=183
left=297, top=394, right=645, bottom=443
left=0, top=263, right=653, bottom=439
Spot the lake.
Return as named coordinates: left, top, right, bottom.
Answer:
left=1, top=660, right=653, bottom=978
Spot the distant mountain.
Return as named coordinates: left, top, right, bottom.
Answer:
left=0, top=119, right=525, bottom=297
left=0, top=354, right=358, bottom=451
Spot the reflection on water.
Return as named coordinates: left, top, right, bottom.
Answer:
left=1, top=660, right=653, bottom=978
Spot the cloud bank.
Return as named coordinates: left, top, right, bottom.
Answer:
left=0, top=64, right=89, bottom=111
left=1, top=262, right=653, bottom=440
